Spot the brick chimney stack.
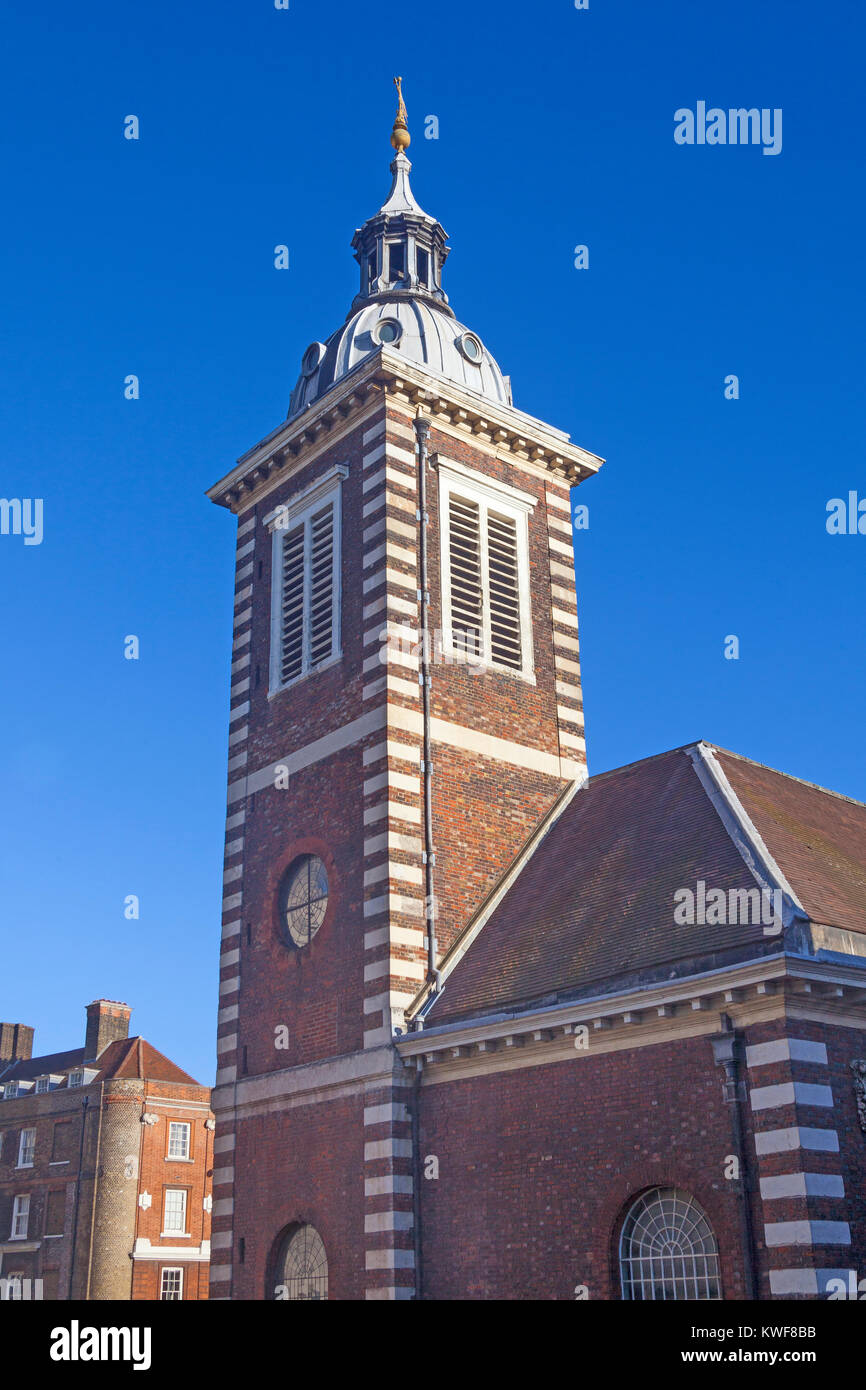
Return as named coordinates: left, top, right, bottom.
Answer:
left=0, top=1023, right=34, bottom=1063
left=85, top=999, right=131, bottom=1060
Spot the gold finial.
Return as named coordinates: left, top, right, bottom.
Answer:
left=391, top=75, right=410, bottom=154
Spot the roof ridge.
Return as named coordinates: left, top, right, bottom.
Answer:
left=687, top=744, right=805, bottom=922
left=705, top=743, right=866, bottom=811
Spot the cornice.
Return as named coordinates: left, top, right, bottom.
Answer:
left=396, top=954, right=866, bottom=1082
left=206, top=374, right=384, bottom=514
left=207, top=348, right=604, bottom=515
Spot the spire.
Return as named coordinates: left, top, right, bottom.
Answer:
left=381, top=77, right=425, bottom=216
left=349, top=78, right=451, bottom=315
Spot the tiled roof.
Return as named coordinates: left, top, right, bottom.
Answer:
left=715, top=749, right=866, bottom=936
left=0, top=1048, right=85, bottom=1083
left=425, top=743, right=866, bottom=1028
left=0, top=1038, right=200, bottom=1088
left=95, top=1037, right=200, bottom=1085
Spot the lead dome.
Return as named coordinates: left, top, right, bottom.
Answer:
left=287, top=123, right=510, bottom=419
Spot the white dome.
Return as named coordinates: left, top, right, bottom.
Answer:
left=287, top=149, right=511, bottom=419
left=289, top=299, right=509, bottom=419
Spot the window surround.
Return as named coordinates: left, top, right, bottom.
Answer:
left=160, top=1266, right=184, bottom=1300
left=10, top=1195, right=30, bottom=1240
left=166, top=1121, right=191, bottom=1162
left=16, top=1128, right=36, bottom=1169
left=161, top=1188, right=189, bottom=1238
left=437, top=455, right=536, bottom=684
left=266, top=465, right=347, bottom=697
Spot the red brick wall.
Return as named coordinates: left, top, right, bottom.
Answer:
left=130, top=1084, right=213, bottom=1301
left=422, top=419, right=577, bottom=956
left=230, top=1095, right=366, bottom=1301
left=414, top=1013, right=866, bottom=1300
left=417, top=1033, right=750, bottom=1300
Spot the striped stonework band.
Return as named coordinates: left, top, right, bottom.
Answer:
left=747, top=1035, right=849, bottom=1297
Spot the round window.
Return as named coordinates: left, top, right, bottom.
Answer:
left=280, top=854, right=329, bottom=948
left=301, top=342, right=325, bottom=377
left=458, top=332, right=483, bottom=363
left=373, top=318, right=402, bottom=346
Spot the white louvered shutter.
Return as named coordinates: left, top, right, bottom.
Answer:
left=278, top=499, right=337, bottom=685
left=486, top=508, right=522, bottom=669
left=280, top=524, right=305, bottom=685
left=308, top=501, right=335, bottom=668
left=448, top=492, right=483, bottom=658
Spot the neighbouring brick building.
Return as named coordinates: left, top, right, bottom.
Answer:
left=0, top=1000, right=213, bottom=1300
left=207, top=87, right=866, bottom=1301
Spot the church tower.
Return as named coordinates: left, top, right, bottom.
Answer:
left=207, top=82, right=602, bottom=1300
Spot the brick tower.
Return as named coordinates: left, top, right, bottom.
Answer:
left=207, top=85, right=602, bottom=1300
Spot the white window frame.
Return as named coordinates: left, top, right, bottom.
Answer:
left=160, top=1266, right=184, bottom=1300
left=266, top=466, right=347, bottom=695
left=162, top=1188, right=188, bottom=1237
left=35, top=1077, right=49, bottom=1094
left=67, top=1071, right=84, bottom=1089
left=167, top=1122, right=191, bottom=1161
left=16, top=1128, right=35, bottom=1169
left=3, top=1082, right=18, bottom=1100
left=11, top=1195, right=30, bottom=1240
left=438, top=457, right=536, bottom=683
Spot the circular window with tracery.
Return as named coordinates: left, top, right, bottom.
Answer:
left=280, top=854, right=329, bottom=948
left=273, top=1223, right=328, bottom=1301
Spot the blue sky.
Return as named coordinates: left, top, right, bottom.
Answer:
left=1, top=0, right=864, bottom=1084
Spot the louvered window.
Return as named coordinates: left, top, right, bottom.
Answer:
left=448, top=494, right=483, bottom=659
left=487, top=509, right=521, bottom=669
left=441, top=469, right=533, bottom=679
left=270, top=474, right=343, bottom=692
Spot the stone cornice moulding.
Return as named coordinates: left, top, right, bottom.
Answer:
left=207, top=349, right=604, bottom=514
left=139, top=1098, right=213, bottom=1115
left=210, top=1043, right=406, bottom=1117
left=131, top=1238, right=211, bottom=1263
left=397, top=955, right=866, bottom=1070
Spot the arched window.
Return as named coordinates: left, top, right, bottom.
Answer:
left=273, top=1223, right=328, bottom=1301
left=619, top=1187, right=721, bottom=1300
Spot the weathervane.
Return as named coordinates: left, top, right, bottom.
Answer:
left=391, top=76, right=410, bottom=153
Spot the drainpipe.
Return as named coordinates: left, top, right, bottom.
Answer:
left=68, top=1095, right=89, bottom=1300
left=410, top=1064, right=424, bottom=1300
left=711, top=1016, right=758, bottom=1300
left=412, top=410, right=437, bottom=1301
left=414, top=411, right=438, bottom=992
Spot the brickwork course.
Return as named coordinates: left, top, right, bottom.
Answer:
left=206, top=111, right=866, bottom=1301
